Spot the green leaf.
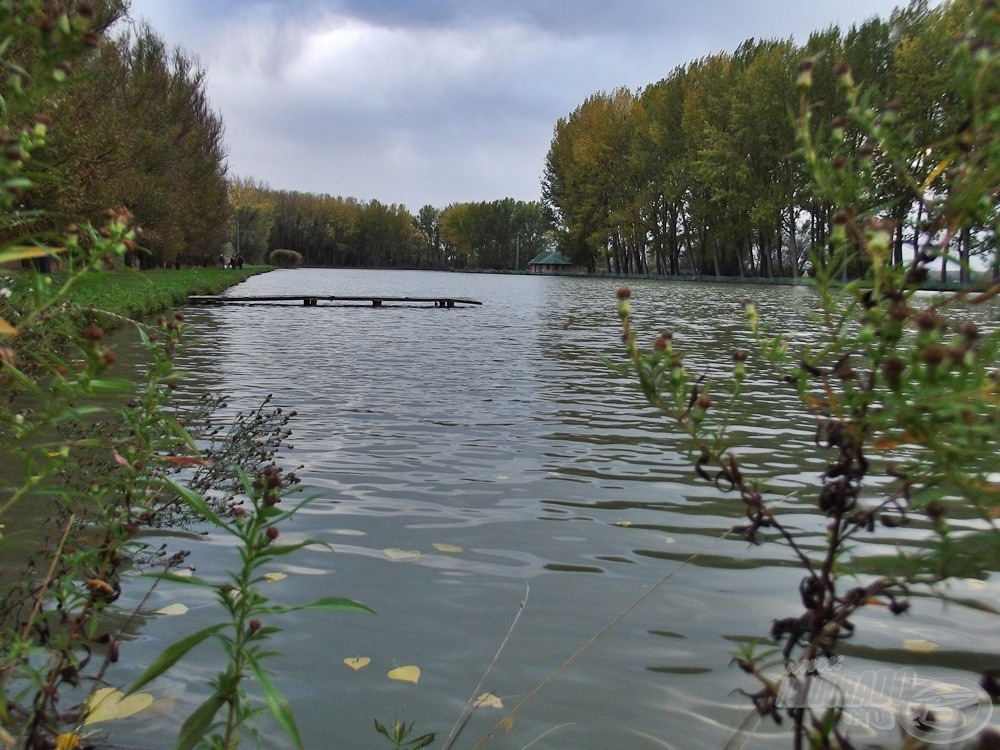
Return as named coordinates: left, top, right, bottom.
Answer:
left=87, top=378, right=137, bottom=393
left=246, top=655, right=303, bottom=748
left=146, top=571, right=215, bottom=588
left=127, top=623, right=226, bottom=695
left=163, top=479, right=229, bottom=530
left=261, top=596, right=375, bottom=616
left=159, top=412, right=200, bottom=452
left=174, top=692, right=226, bottom=750
left=0, top=244, right=49, bottom=263
left=254, top=540, right=315, bottom=560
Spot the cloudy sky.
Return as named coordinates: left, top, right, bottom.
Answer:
left=126, top=0, right=917, bottom=210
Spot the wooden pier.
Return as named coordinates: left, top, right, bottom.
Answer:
left=187, top=294, right=482, bottom=308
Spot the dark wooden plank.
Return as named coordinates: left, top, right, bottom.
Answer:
left=187, top=294, right=482, bottom=306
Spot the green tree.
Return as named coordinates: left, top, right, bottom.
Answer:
left=542, top=89, right=642, bottom=273
left=228, top=176, right=276, bottom=264
left=32, top=19, right=229, bottom=268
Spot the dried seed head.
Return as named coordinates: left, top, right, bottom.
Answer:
left=888, top=301, right=910, bottom=321
left=925, top=500, right=946, bottom=520
left=881, top=356, right=905, bottom=389
left=834, top=62, right=853, bottom=87
left=922, top=344, right=947, bottom=366
left=796, top=58, right=815, bottom=88
left=915, top=310, right=941, bottom=330
left=956, top=321, right=979, bottom=341
left=82, top=324, right=104, bottom=341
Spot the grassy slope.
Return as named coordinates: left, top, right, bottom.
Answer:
left=66, top=266, right=270, bottom=320
left=3, top=266, right=271, bottom=362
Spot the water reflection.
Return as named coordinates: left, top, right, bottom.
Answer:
left=92, top=269, right=996, bottom=749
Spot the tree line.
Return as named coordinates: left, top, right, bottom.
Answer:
left=17, top=0, right=994, bottom=280
left=542, top=0, right=998, bottom=282
left=226, top=178, right=551, bottom=271
left=14, top=3, right=554, bottom=273
left=17, top=1, right=228, bottom=269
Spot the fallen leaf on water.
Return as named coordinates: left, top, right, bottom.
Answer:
left=965, top=578, right=986, bottom=589
left=344, top=657, right=371, bottom=671
left=85, top=578, right=115, bottom=596
left=153, top=603, right=189, bottom=616
left=864, top=597, right=888, bottom=606
left=263, top=572, right=287, bottom=582
left=155, top=455, right=215, bottom=467
left=83, top=688, right=154, bottom=725
left=903, top=639, right=939, bottom=654
left=387, top=666, right=420, bottom=684
left=384, top=548, right=421, bottom=561
left=173, top=569, right=193, bottom=578
left=872, top=438, right=901, bottom=451
left=474, top=692, right=504, bottom=709
left=614, top=521, right=632, bottom=527
left=432, top=543, right=462, bottom=553
left=55, top=734, right=80, bottom=750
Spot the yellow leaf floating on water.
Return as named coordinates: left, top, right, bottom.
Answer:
left=55, top=734, right=81, bottom=750
left=264, top=572, right=287, bottom=582
left=387, top=666, right=420, bottom=684
left=384, top=548, right=422, bottom=561
left=343, top=657, right=371, bottom=671
left=903, top=639, right=939, bottom=654
left=83, top=687, right=154, bottom=725
left=432, top=543, right=462, bottom=553
left=614, top=520, right=632, bottom=527
left=473, top=692, right=504, bottom=709
left=153, top=603, right=189, bottom=616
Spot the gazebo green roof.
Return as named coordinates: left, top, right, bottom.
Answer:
left=528, top=250, right=573, bottom=266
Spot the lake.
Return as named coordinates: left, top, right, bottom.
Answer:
left=100, top=268, right=997, bottom=748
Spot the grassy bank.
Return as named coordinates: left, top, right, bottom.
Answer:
left=64, top=265, right=271, bottom=320
left=2, top=265, right=271, bottom=362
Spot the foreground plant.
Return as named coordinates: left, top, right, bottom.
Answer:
left=615, top=8, right=998, bottom=749
left=0, top=4, right=371, bottom=748
left=126, top=465, right=374, bottom=750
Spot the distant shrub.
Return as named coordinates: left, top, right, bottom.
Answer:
left=269, top=248, right=302, bottom=268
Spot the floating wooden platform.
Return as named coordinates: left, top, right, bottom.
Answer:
left=188, top=294, right=482, bottom=308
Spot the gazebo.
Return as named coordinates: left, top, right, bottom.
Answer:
left=527, top=249, right=575, bottom=274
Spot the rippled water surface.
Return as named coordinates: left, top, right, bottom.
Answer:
left=106, top=269, right=996, bottom=749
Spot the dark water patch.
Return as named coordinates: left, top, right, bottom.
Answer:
left=646, top=665, right=714, bottom=675
left=543, top=563, right=606, bottom=573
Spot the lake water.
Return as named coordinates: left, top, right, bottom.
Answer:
left=101, top=269, right=997, bottom=748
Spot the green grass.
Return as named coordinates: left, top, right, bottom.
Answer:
left=2, top=266, right=272, bottom=363
left=66, top=266, right=270, bottom=320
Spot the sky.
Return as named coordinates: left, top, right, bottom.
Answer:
left=125, top=0, right=919, bottom=210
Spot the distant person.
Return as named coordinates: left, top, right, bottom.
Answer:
left=229, top=254, right=237, bottom=269
left=237, top=254, right=244, bottom=270
left=218, top=253, right=225, bottom=268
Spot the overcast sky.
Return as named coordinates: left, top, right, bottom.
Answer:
left=125, top=0, right=919, bottom=210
